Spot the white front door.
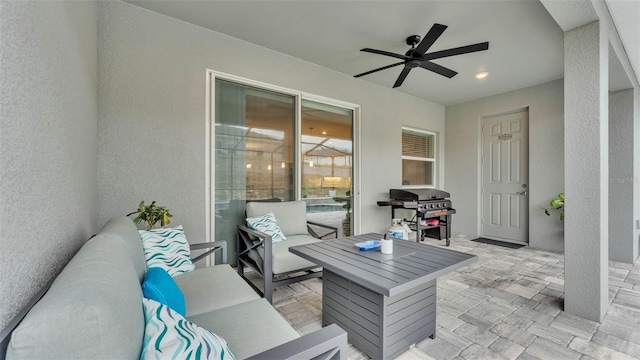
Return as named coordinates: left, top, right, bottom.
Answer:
left=481, top=110, right=529, bottom=243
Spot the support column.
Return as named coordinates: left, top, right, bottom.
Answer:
left=564, top=21, right=608, bottom=322
left=609, top=89, right=636, bottom=263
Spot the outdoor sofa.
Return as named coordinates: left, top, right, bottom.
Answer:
left=2, top=216, right=346, bottom=359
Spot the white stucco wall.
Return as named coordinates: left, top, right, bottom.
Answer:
left=97, top=2, right=444, bottom=246
left=609, top=89, right=638, bottom=263
left=0, top=2, right=98, bottom=331
left=445, top=80, right=564, bottom=252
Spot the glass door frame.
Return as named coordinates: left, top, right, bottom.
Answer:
left=205, top=69, right=361, bottom=251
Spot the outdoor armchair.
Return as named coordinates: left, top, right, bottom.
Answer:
left=237, top=200, right=338, bottom=303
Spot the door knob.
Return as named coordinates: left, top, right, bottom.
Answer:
left=518, top=191, right=528, bottom=196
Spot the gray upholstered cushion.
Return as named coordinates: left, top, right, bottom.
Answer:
left=246, top=201, right=308, bottom=236
left=187, top=299, right=299, bottom=359
left=97, top=216, right=147, bottom=282
left=6, top=234, right=144, bottom=360
left=174, top=264, right=260, bottom=317
left=258, top=234, right=322, bottom=274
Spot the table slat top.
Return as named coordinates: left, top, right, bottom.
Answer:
left=289, top=233, right=478, bottom=296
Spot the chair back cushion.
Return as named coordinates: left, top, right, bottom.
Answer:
left=246, top=201, right=308, bottom=236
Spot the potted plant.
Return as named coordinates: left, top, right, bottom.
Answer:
left=127, top=201, right=173, bottom=230
left=543, top=193, right=564, bottom=221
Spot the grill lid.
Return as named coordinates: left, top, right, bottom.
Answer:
left=390, top=188, right=450, bottom=201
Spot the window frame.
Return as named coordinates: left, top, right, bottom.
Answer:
left=206, top=69, right=362, bottom=250
left=401, top=126, right=437, bottom=189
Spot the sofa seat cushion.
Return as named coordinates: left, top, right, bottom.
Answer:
left=174, top=264, right=260, bottom=317
left=187, top=299, right=299, bottom=359
left=6, top=234, right=144, bottom=359
left=258, top=234, right=322, bottom=275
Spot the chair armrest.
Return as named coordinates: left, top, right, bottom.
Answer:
left=237, top=225, right=270, bottom=246
left=307, top=221, right=339, bottom=239
left=189, top=241, right=227, bottom=264
left=246, top=324, right=348, bottom=360
left=237, top=225, right=271, bottom=276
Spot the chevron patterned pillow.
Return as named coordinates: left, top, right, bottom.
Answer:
left=138, top=226, right=194, bottom=277
left=141, top=298, right=234, bottom=360
left=246, top=212, right=287, bottom=243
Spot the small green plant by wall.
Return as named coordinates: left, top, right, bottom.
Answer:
left=127, top=201, right=172, bottom=230
left=543, top=193, right=564, bottom=221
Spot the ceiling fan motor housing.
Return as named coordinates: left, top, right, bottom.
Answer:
left=406, top=35, right=421, bottom=47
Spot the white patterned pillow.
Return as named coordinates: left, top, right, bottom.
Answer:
left=139, top=226, right=194, bottom=277
left=246, top=212, right=287, bottom=243
left=141, top=298, right=235, bottom=360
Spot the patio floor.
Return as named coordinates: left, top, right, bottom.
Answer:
left=264, top=236, right=640, bottom=359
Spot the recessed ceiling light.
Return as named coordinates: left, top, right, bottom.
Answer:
left=475, top=72, right=489, bottom=79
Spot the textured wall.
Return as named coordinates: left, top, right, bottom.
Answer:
left=564, top=21, right=608, bottom=322
left=609, top=89, right=637, bottom=263
left=0, top=2, right=98, bottom=331
left=444, top=80, right=564, bottom=252
left=97, top=2, right=445, bottom=242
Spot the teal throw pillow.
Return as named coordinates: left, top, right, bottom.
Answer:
left=142, top=267, right=186, bottom=317
left=138, top=225, right=194, bottom=277
left=141, top=298, right=235, bottom=360
left=246, top=212, right=287, bottom=243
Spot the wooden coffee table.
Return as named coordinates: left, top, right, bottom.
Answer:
left=289, top=233, right=477, bottom=360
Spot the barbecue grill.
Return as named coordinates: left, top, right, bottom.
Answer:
left=378, top=188, right=456, bottom=246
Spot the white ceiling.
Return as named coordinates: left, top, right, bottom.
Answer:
left=126, top=0, right=638, bottom=106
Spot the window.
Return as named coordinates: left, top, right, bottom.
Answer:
left=402, top=127, right=436, bottom=187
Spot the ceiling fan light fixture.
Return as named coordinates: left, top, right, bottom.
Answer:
left=475, top=71, right=489, bottom=79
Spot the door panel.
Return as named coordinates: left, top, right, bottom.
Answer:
left=482, top=110, right=529, bottom=243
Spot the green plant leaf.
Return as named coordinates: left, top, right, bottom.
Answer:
left=550, top=199, right=564, bottom=208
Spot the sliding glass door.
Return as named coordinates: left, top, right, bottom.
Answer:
left=301, top=100, right=353, bottom=237
left=214, top=80, right=296, bottom=261
left=212, top=76, right=357, bottom=263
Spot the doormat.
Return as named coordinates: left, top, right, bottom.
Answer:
left=471, top=237, right=525, bottom=249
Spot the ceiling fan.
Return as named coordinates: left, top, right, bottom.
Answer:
left=354, top=23, right=489, bottom=88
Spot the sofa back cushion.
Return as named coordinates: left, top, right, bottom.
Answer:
left=6, top=234, right=144, bottom=359
left=246, top=201, right=308, bottom=236
left=97, top=216, right=147, bottom=282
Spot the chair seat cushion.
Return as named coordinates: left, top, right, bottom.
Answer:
left=186, top=299, right=299, bottom=359
left=174, top=264, right=260, bottom=317
left=259, top=234, right=322, bottom=274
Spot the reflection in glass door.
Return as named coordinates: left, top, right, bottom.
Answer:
left=214, top=79, right=295, bottom=263
left=301, top=100, right=353, bottom=237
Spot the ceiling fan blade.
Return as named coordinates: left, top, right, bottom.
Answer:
left=413, top=23, right=448, bottom=57
left=419, top=61, right=458, bottom=78
left=393, top=67, right=412, bottom=88
left=424, top=42, right=489, bottom=61
left=354, top=61, right=405, bottom=78
left=361, top=48, right=410, bottom=61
